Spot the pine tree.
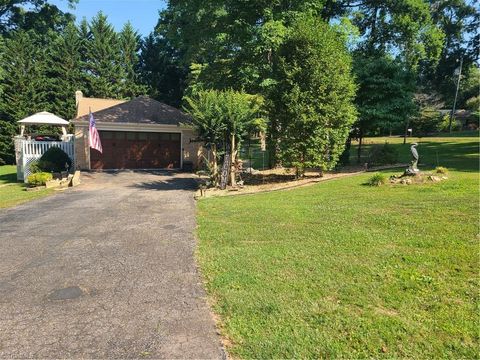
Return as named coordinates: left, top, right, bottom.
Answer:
left=0, top=30, right=47, bottom=163
left=139, top=33, right=186, bottom=107
left=44, top=22, right=84, bottom=119
left=118, top=22, right=144, bottom=98
left=85, top=12, right=124, bottom=98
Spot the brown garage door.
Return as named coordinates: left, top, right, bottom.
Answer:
left=90, top=131, right=181, bottom=170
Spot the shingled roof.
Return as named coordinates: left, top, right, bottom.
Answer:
left=73, top=96, right=192, bottom=126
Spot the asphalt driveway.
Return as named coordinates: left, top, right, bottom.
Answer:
left=0, top=171, right=224, bottom=359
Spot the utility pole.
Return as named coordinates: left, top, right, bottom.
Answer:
left=449, top=56, right=463, bottom=133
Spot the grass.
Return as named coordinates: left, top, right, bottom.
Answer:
left=351, top=135, right=478, bottom=172
left=196, top=134, right=479, bottom=358
left=0, top=165, right=53, bottom=209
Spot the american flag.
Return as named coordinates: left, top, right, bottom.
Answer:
left=89, top=111, right=103, bottom=153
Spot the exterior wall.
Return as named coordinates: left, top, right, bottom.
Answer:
left=74, top=124, right=90, bottom=170
left=181, top=128, right=204, bottom=169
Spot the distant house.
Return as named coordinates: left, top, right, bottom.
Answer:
left=72, top=91, right=202, bottom=171
left=438, top=109, right=474, bottom=124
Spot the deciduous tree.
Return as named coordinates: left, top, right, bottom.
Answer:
left=185, top=90, right=265, bottom=188
left=353, top=55, right=416, bottom=160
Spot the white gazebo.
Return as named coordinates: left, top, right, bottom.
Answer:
left=15, top=112, right=75, bottom=182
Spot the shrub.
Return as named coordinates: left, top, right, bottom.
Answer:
left=435, top=166, right=449, bottom=174
left=27, top=172, right=53, bottom=187
left=367, top=143, right=399, bottom=166
left=36, top=147, right=72, bottom=173
left=366, top=173, right=387, bottom=186
left=29, top=161, right=41, bottom=174
left=411, top=107, right=442, bottom=135
left=437, top=115, right=461, bottom=132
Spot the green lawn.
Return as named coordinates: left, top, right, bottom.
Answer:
left=0, top=165, right=53, bottom=209
left=196, top=135, right=479, bottom=358
left=351, top=135, right=478, bottom=172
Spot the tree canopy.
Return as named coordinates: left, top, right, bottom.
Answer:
left=0, top=7, right=145, bottom=164
left=185, top=89, right=265, bottom=187
left=270, top=14, right=357, bottom=174
left=0, top=0, right=478, bottom=167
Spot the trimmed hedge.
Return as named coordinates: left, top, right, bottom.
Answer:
left=36, top=147, right=72, bottom=173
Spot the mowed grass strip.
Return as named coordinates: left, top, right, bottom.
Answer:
left=351, top=134, right=478, bottom=172
left=0, top=165, right=53, bottom=209
left=196, top=136, right=479, bottom=359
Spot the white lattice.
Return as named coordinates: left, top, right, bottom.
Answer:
left=18, top=139, right=75, bottom=182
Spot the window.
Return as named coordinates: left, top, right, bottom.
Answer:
left=160, top=133, right=170, bottom=141
left=148, top=133, right=159, bottom=140
left=101, top=131, right=113, bottom=139
left=126, top=132, right=136, bottom=140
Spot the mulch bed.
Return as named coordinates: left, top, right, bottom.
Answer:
left=195, top=164, right=409, bottom=198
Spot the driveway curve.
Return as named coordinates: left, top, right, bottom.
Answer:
left=0, top=171, right=224, bottom=359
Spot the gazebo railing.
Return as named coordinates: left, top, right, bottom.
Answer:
left=15, top=137, right=75, bottom=182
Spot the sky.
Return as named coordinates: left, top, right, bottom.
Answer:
left=50, top=0, right=166, bottom=36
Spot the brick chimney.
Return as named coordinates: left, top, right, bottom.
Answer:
left=75, top=90, right=83, bottom=118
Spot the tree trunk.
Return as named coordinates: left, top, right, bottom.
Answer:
left=367, top=6, right=379, bottom=53
left=211, top=144, right=218, bottom=186
left=230, top=134, right=237, bottom=187
left=339, top=136, right=351, bottom=166
left=357, top=132, right=363, bottom=164
left=403, top=119, right=410, bottom=144
left=267, top=120, right=280, bottom=168
left=220, top=144, right=231, bottom=190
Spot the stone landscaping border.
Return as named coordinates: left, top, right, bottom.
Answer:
left=195, top=164, right=408, bottom=199
left=26, top=170, right=81, bottom=192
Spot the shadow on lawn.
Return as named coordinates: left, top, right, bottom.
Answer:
left=352, top=141, right=479, bottom=173
left=0, top=172, right=18, bottom=184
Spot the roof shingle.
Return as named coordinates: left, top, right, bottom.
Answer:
left=74, top=96, right=192, bottom=126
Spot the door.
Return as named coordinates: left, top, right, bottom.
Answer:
left=90, top=131, right=181, bottom=170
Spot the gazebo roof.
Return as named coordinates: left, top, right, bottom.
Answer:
left=18, top=112, right=69, bottom=126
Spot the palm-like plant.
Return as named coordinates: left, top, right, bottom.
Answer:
left=185, top=89, right=265, bottom=188
left=184, top=90, right=225, bottom=185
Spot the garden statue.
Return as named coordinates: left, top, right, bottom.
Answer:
left=405, top=143, right=420, bottom=175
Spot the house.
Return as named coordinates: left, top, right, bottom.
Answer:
left=72, top=91, right=202, bottom=171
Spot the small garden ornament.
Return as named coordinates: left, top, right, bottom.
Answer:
left=405, top=143, right=420, bottom=175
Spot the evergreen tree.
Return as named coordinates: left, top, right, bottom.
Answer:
left=85, top=12, right=124, bottom=98
left=270, top=15, right=357, bottom=175
left=353, top=55, right=416, bottom=161
left=0, top=30, right=47, bottom=163
left=0, top=30, right=46, bottom=121
left=44, top=22, right=84, bottom=119
left=118, top=22, right=144, bottom=98
left=139, top=33, right=186, bottom=107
